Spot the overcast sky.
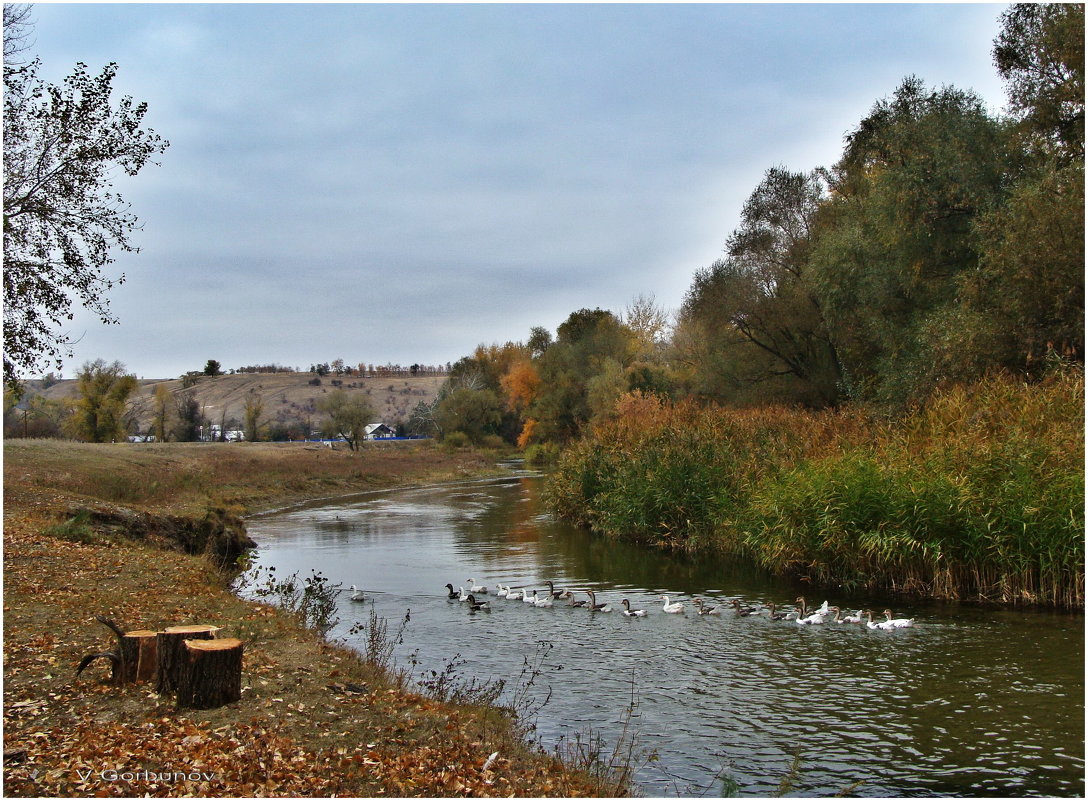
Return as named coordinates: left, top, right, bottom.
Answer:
left=28, top=2, right=1009, bottom=379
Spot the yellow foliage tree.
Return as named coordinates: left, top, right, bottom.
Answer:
left=500, top=359, right=541, bottom=413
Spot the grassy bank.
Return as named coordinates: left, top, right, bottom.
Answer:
left=3, top=439, right=617, bottom=797
left=546, top=372, right=1084, bottom=608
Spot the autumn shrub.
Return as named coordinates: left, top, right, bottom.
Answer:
left=548, top=375, right=1085, bottom=606
left=441, top=431, right=471, bottom=451
left=523, top=442, right=560, bottom=467
left=238, top=566, right=342, bottom=636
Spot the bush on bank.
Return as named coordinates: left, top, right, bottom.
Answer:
left=546, top=372, right=1084, bottom=607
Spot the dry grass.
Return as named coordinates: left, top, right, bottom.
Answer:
left=4, top=438, right=506, bottom=518
left=3, top=440, right=612, bottom=797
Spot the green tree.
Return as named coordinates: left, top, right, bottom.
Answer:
left=809, top=78, right=1007, bottom=404
left=243, top=391, right=265, bottom=442
left=172, top=390, right=203, bottom=442
left=65, top=359, right=137, bottom=442
left=151, top=383, right=172, bottom=442
left=678, top=167, right=840, bottom=407
left=318, top=389, right=374, bottom=450
left=530, top=309, right=635, bottom=442
left=3, top=16, right=168, bottom=388
left=203, top=359, right=222, bottom=376
left=953, top=4, right=1085, bottom=372
left=993, top=3, right=1084, bottom=165
left=435, top=387, right=503, bottom=445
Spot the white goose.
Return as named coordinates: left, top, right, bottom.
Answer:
left=531, top=590, right=554, bottom=608
left=493, top=583, right=509, bottom=598
left=521, top=588, right=537, bottom=603
left=832, top=607, right=864, bottom=624
left=504, top=587, right=524, bottom=601
left=795, top=597, right=829, bottom=625
left=883, top=609, right=915, bottom=628
left=457, top=586, right=471, bottom=602
left=466, top=578, right=488, bottom=595
left=350, top=584, right=366, bottom=602
left=660, top=595, right=685, bottom=614
left=864, top=610, right=897, bottom=631
left=621, top=599, right=646, bottom=617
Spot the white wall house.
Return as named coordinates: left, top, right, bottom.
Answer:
left=363, top=422, right=395, bottom=440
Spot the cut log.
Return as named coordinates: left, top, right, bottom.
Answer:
left=175, top=638, right=243, bottom=709
left=118, top=630, right=158, bottom=683
left=156, top=625, right=218, bottom=695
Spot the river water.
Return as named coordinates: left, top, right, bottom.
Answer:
left=243, top=472, right=1084, bottom=797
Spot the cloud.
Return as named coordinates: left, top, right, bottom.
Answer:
left=32, top=3, right=1010, bottom=378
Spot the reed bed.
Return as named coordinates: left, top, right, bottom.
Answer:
left=546, top=372, right=1084, bottom=607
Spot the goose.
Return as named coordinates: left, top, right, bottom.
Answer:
left=660, top=595, right=685, bottom=614
left=457, top=586, right=471, bottom=602
left=521, top=588, right=537, bottom=603
left=795, top=597, right=830, bottom=623
left=729, top=599, right=758, bottom=616
left=864, top=610, right=896, bottom=631
left=567, top=594, right=588, bottom=608
left=545, top=580, right=566, bottom=599
left=466, top=578, right=488, bottom=595
left=586, top=590, right=612, bottom=612
left=883, top=609, right=915, bottom=628
left=494, top=583, right=509, bottom=598
left=765, top=602, right=789, bottom=621
left=621, top=599, right=647, bottom=617
left=444, top=583, right=459, bottom=599
left=832, top=607, right=864, bottom=624
left=350, top=584, right=366, bottom=602
left=693, top=598, right=721, bottom=616
left=795, top=602, right=828, bottom=625
left=504, top=587, right=524, bottom=601
left=531, top=590, right=554, bottom=608
left=795, top=597, right=830, bottom=617
left=466, top=593, right=490, bottom=611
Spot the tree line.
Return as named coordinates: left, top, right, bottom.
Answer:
left=423, top=4, right=1082, bottom=450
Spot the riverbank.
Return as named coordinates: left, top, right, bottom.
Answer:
left=3, top=439, right=615, bottom=796
left=547, top=372, right=1085, bottom=608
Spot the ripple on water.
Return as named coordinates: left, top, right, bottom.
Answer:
left=246, top=477, right=1086, bottom=798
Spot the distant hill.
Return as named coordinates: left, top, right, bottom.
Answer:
left=27, top=372, right=446, bottom=436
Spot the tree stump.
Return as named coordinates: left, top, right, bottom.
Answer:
left=118, top=630, right=158, bottom=684
left=156, top=625, right=218, bottom=695
left=175, top=638, right=243, bottom=709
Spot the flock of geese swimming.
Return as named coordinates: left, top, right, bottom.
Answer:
left=442, top=579, right=916, bottom=630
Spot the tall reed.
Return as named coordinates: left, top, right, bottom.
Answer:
left=546, top=373, right=1084, bottom=607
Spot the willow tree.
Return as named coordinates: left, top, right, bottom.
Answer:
left=959, top=3, right=1085, bottom=372
left=677, top=167, right=840, bottom=407
left=66, top=359, right=137, bottom=442
left=809, top=78, right=1007, bottom=404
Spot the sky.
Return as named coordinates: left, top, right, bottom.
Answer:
left=25, top=2, right=1010, bottom=380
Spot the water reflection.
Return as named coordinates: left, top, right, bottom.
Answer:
left=245, top=475, right=1085, bottom=798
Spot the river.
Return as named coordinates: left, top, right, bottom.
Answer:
left=243, top=472, right=1084, bottom=797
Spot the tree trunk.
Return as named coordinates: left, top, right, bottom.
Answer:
left=175, top=638, right=243, bottom=709
left=117, top=630, right=158, bottom=684
left=156, top=625, right=218, bottom=695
